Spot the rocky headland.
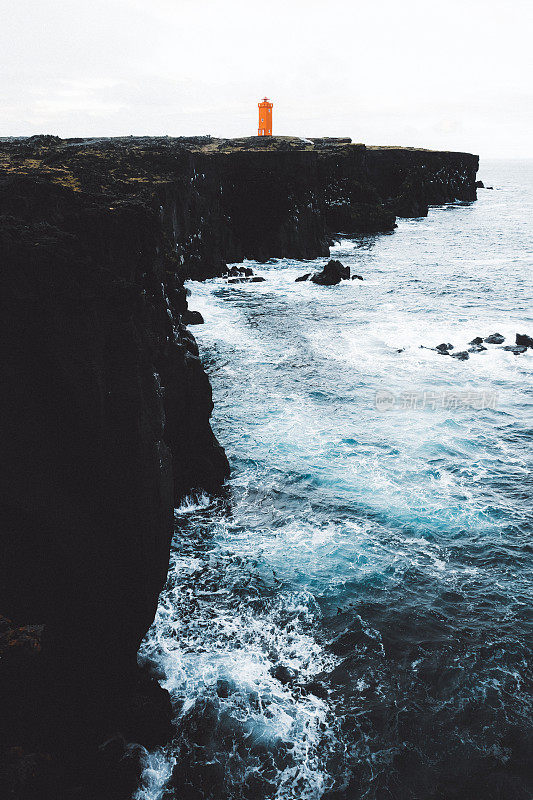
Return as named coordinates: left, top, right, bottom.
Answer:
left=0, top=135, right=479, bottom=798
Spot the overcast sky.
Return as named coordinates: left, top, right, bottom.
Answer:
left=2, top=0, right=532, bottom=158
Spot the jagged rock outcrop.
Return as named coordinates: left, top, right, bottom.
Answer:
left=516, top=333, right=533, bottom=348
left=485, top=333, right=505, bottom=344
left=296, top=259, right=350, bottom=285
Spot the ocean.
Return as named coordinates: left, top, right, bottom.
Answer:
left=137, top=160, right=533, bottom=800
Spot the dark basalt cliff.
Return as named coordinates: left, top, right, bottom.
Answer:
left=0, top=172, right=229, bottom=798
left=0, top=135, right=478, bottom=798
left=0, top=135, right=479, bottom=280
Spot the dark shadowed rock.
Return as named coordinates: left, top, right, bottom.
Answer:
left=485, top=333, right=505, bottom=344
left=451, top=351, right=470, bottom=360
left=182, top=309, right=204, bottom=325
left=469, top=337, right=484, bottom=345
left=436, top=343, right=454, bottom=353
left=0, top=137, right=479, bottom=280
left=295, top=273, right=311, bottom=282
left=303, top=680, right=329, bottom=699
left=310, top=259, right=350, bottom=286
left=325, top=202, right=396, bottom=234
left=216, top=678, right=236, bottom=698
left=351, top=274, right=364, bottom=280
left=475, top=180, right=484, bottom=188
left=227, top=275, right=266, bottom=283
left=0, top=134, right=480, bottom=798
left=516, top=333, right=533, bottom=348
left=0, top=175, right=228, bottom=800
left=223, top=265, right=254, bottom=278
left=270, top=664, right=297, bottom=685
left=503, top=345, right=527, bottom=355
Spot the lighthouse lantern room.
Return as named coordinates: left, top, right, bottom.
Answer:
left=258, top=97, right=273, bottom=136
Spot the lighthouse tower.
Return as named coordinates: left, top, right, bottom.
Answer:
left=258, top=97, right=273, bottom=136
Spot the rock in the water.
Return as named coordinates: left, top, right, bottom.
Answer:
left=216, top=678, right=236, bottom=698
left=451, top=351, right=470, bottom=360
left=502, top=345, right=527, bottom=355
left=351, top=274, right=364, bottom=281
left=468, top=344, right=487, bottom=353
left=224, top=265, right=254, bottom=278
left=469, top=337, right=484, bottom=345
left=436, top=343, right=454, bottom=353
left=475, top=180, right=484, bottom=188
left=516, top=333, right=533, bottom=348
left=310, top=259, right=350, bottom=286
left=270, top=664, right=297, bottom=685
left=227, top=275, right=265, bottom=284
left=420, top=345, right=445, bottom=353
left=182, top=310, right=204, bottom=325
left=303, top=680, right=329, bottom=699
left=484, top=333, right=505, bottom=344
left=295, top=273, right=311, bottom=282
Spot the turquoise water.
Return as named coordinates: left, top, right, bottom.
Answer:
left=138, top=161, right=533, bottom=800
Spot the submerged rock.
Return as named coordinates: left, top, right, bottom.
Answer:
left=502, top=345, right=527, bottom=355
left=516, top=333, right=533, bottom=348
left=484, top=333, right=505, bottom=344
left=309, top=259, right=350, bottom=286
left=303, top=680, right=329, bottom=699
left=451, top=351, right=470, bottom=360
left=216, top=678, right=236, bottom=698
left=270, top=664, right=297, bottom=685
left=468, top=344, right=487, bottom=353
left=182, top=309, right=204, bottom=325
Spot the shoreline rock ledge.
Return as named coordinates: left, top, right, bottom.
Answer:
left=0, top=134, right=479, bottom=798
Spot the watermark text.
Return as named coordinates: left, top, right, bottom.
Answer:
left=374, top=389, right=499, bottom=412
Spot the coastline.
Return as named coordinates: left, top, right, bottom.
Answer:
left=0, top=135, right=479, bottom=798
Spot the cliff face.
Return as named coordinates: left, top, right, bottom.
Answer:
left=0, top=173, right=229, bottom=797
left=0, top=136, right=479, bottom=280
left=365, top=146, right=479, bottom=217
left=0, top=135, right=478, bottom=798
left=146, top=140, right=478, bottom=278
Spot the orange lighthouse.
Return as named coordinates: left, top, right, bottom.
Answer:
left=258, top=97, right=273, bottom=136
